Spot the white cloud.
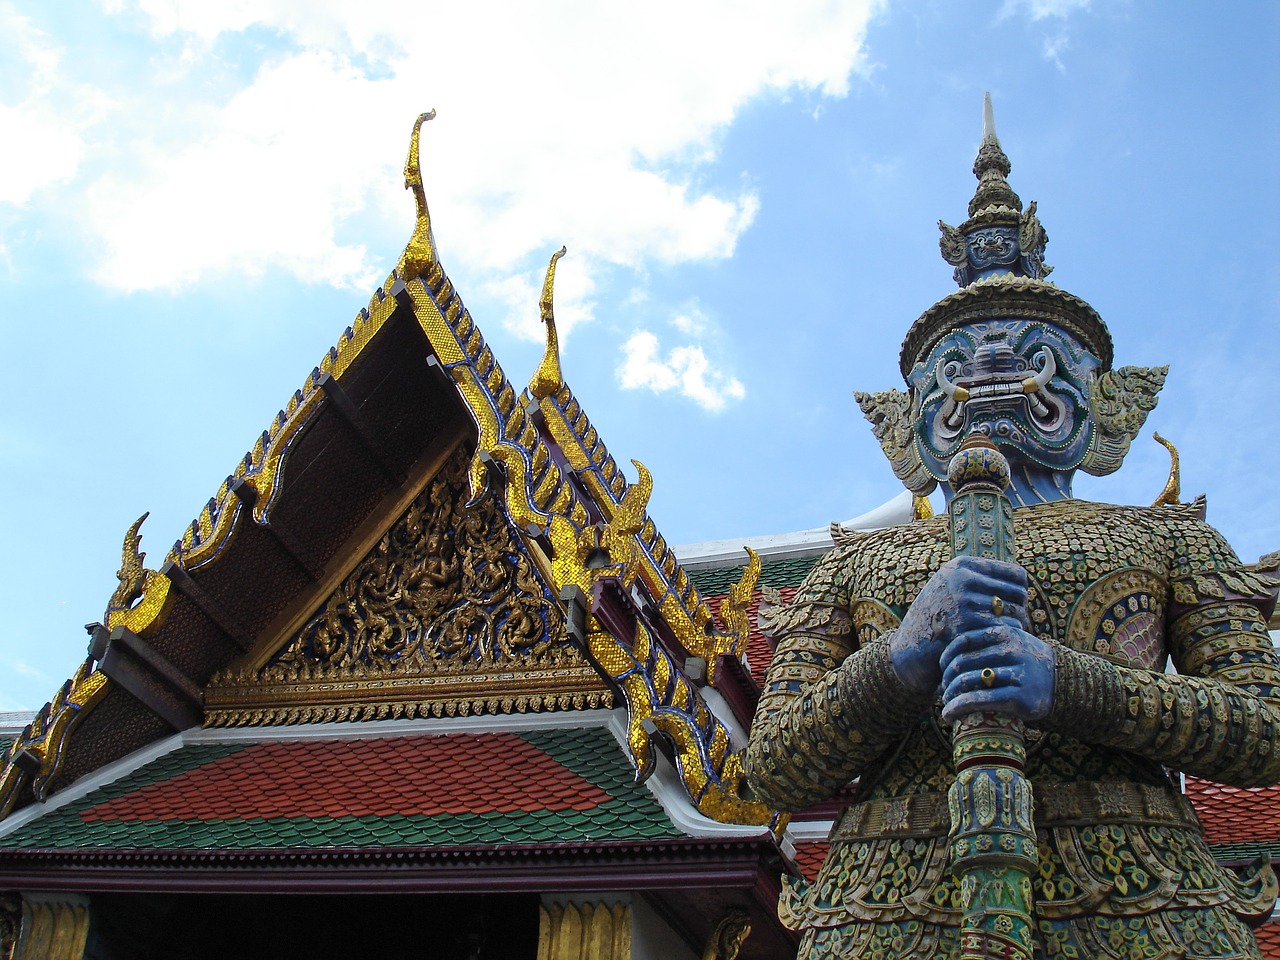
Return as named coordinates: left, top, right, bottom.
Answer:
left=86, top=49, right=397, bottom=291
left=480, top=252, right=597, bottom=343
left=0, top=7, right=100, bottom=205
left=671, top=306, right=711, bottom=337
left=1042, top=32, right=1071, bottom=72
left=617, top=329, right=745, bottom=412
left=14, top=1, right=881, bottom=327
left=997, top=0, right=1089, bottom=70
left=11, top=659, right=48, bottom=682
left=999, top=0, right=1091, bottom=19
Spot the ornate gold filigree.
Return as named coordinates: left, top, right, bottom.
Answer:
left=718, top=547, right=760, bottom=659
left=538, top=902, right=632, bottom=960
left=701, top=909, right=752, bottom=960
left=0, top=893, right=18, bottom=960
left=10, top=895, right=90, bottom=960
left=399, top=110, right=438, bottom=282
left=106, top=512, right=149, bottom=621
left=16, top=114, right=774, bottom=836
left=570, top=459, right=653, bottom=590
left=205, top=445, right=610, bottom=724
left=103, top=514, right=173, bottom=637
left=532, top=390, right=737, bottom=666
left=590, top=620, right=784, bottom=834
left=0, top=660, right=109, bottom=817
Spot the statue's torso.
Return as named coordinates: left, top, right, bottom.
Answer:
left=843, top=500, right=1197, bottom=798
left=778, top=500, right=1272, bottom=953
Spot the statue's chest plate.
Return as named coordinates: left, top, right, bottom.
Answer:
left=1024, top=515, right=1171, bottom=669
left=848, top=507, right=1172, bottom=670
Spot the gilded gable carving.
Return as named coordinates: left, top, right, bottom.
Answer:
left=205, top=445, right=610, bottom=726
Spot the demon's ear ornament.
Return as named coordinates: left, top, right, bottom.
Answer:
left=1078, top=364, right=1169, bottom=476
left=855, top=389, right=937, bottom=495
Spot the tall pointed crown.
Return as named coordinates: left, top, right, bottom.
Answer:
left=899, top=94, right=1113, bottom=378
left=935, top=93, right=1051, bottom=288
left=967, top=94, right=1022, bottom=222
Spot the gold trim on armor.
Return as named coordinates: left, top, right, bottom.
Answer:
left=831, top=781, right=1199, bottom=843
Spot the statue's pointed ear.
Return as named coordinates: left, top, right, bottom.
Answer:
left=1079, top=365, right=1169, bottom=476
left=855, top=389, right=937, bottom=495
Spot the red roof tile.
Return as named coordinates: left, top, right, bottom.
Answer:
left=80, top=733, right=612, bottom=823
left=791, top=840, right=829, bottom=882
left=1185, top=776, right=1280, bottom=846
left=1255, top=922, right=1280, bottom=958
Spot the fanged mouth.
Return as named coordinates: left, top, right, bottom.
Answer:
left=933, top=347, right=1065, bottom=439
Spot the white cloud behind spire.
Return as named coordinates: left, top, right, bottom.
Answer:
left=10, top=2, right=882, bottom=314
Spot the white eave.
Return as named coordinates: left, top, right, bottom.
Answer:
left=672, top=490, right=914, bottom=571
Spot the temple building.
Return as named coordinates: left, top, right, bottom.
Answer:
left=0, top=108, right=1278, bottom=960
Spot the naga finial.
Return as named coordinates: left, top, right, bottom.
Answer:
left=613, top=460, right=653, bottom=539
left=106, top=512, right=150, bottom=621
left=1151, top=432, right=1181, bottom=506
left=399, top=110, right=438, bottom=281
left=719, top=546, right=762, bottom=658
left=528, top=246, right=568, bottom=400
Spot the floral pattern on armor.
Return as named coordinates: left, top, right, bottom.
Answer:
left=747, top=500, right=1280, bottom=959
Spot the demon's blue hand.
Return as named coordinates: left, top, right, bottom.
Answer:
left=937, top=563, right=1055, bottom=723
left=891, top=556, right=1032, bottom=696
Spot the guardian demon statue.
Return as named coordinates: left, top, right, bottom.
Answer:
left=746, top=97, right=1280, bottom=959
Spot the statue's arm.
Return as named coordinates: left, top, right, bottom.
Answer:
left=1047, top=525, right=1280, bottom=787
left=744, top=553, right=932, bottom=811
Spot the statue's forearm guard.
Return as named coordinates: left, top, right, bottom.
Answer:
left=1050, top=567, right=1280, bottom=787
left=747, top=612, right=932, bottom=811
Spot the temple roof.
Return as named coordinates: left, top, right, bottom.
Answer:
left=0, top=724, right=680, bottom=851
left=1186, top=776, right=1280, bottom=865
left=0, top=113, right=775, bottom=848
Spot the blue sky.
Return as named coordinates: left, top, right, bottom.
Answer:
left=0, top=1, right=1277, bottom=710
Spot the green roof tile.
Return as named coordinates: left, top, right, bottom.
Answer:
left=689, top=553, right=822, bottom=595
left=0, top=728, right=680, bottom=851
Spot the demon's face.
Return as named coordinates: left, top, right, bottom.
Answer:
left=909, top=319, right=1100, bottom=480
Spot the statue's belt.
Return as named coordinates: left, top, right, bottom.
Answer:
left=831, top=781, right=1200, bottom=843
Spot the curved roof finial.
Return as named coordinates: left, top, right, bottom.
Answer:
left=529, top=246, right=568, bottom=400
left=106, top=512, right=150, bottom=621
left=1151, top=432, right=1182, bottom=506
left=399, top=110, right=438, bottom=281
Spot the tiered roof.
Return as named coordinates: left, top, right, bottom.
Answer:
left=0, top=114, right=801, bottom=957
left=1, top=726, right=675, bottom=851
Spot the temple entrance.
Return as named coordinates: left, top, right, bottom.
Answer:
left=83, top=892, right=540, bottom=960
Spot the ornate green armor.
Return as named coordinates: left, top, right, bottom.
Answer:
left=747, top=97, right=1280, bottom=959
left=747, top=500, right=1280, bottom=958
